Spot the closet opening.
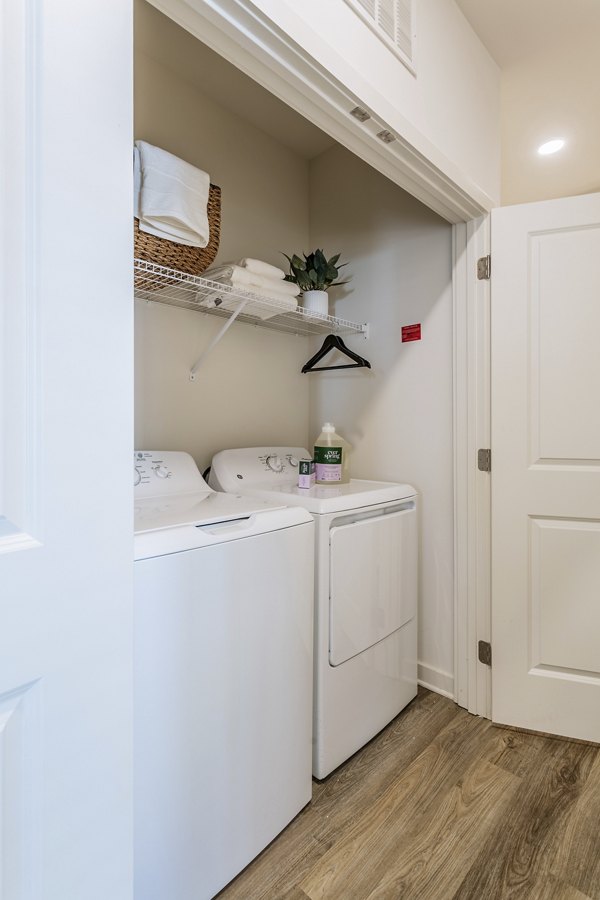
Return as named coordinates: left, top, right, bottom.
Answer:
left=134, top=0, right=456, bottom=700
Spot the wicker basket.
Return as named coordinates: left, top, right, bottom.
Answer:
left=134, top=184, right=221, bottom=290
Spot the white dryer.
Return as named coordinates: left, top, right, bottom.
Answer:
left=209, top=447, right=417, bottom=779
left=134, top=450, right=314, bottom=900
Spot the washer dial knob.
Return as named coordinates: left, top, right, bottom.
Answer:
left=153, top=464, right=169, bottom=479
left=288, top=456, right=299, bottom=467
left=134, top=468, right=141, bottom=486
left=266, top=454, right=283, bottom=472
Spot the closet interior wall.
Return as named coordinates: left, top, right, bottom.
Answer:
left=134, top=0, right=455, bottom=696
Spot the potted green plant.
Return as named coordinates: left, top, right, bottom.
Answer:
left=283, top=249, right=348, bottom=316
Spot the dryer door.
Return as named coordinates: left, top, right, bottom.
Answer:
left=329, top=504, right=417, bottom=666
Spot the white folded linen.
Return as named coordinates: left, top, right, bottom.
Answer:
left=199, top=265, right=299, bottom=320
left=135, top=140, right=210, bottom=248
left=250, top=282, right=300, bottom=303
left=199, top=293, right=297, bottom=321
left=133, top=146, right=141, bottom=218
left=234, top=268, right=299, bottom=296
left=237, top=258, right=286, bottom=280
left=204, top=265, right=300, bottom=298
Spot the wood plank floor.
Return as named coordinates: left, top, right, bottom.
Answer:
left=217, top=689, right=600, bottom=900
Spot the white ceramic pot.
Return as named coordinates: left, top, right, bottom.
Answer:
left=301, top=290, right=329, bottom=316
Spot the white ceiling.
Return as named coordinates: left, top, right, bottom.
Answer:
left=455, top=0, right=600, bottom=204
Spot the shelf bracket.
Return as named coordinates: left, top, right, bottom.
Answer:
left=189, top=299, right=249, bottom=380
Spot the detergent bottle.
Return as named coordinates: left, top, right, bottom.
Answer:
left=313, top=423, right=351, bottom=485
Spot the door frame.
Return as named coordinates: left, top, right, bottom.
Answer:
left=149, top=0, right=492, bottom=713
left=453, top=217, right=492, bottom=716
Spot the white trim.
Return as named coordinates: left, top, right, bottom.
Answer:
left=418, top=663, right=454, bottom=700
left=149, top=0, right=492, bottom=223
left=453, top=223, right=469, bottom=708
left=453, top=217, right=491, bottom=717
left=472, top=216, right=492, bottom=719
left=0, top=0, right=42, bottom=549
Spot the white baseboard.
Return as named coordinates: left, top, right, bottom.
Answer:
left=418, top=662, right=455, bottom=700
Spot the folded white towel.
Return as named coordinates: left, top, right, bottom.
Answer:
left=199, top=293, right=297, bottom=321
left=200, top=265, right=298, bottom=320
left=135, top=140, right=210, bottom=248
left=238, top=258, right=286, bottom=281
left=206, top=264, right=299, bottom=297
left=133, top=146, right=141, bottom=218
left=249, top=282, right=301, bottom=303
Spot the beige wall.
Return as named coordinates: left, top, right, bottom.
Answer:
left=309, top=146, right=455, bottom=692
left=134, top=50, right=311, bottom=470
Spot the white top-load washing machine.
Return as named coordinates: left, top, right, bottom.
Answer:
left=134, top=450, right=314, bottom=900
left=209, top=448, right=418, bottom=779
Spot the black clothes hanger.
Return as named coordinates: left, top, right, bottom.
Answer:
left=301, top=334, right=371, bottom=373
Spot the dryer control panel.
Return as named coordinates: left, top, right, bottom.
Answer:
left=134, top=451, right=211, bottom=497
left=209, top=447, right=309, bottom=491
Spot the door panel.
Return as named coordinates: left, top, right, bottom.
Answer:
left=329, top=507, right=417, bottom=666
left=530, top=518, right=600, bottom=675
left=492, top=192, right=600, bottom=741
left=530, top=227, right=600, bottom=463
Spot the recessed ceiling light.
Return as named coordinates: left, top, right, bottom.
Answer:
left=538, top=139, right=565, bottom=156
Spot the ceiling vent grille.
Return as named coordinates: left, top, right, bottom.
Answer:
left=344, top=0, right=415, bottom=73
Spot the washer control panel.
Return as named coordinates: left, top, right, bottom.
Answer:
left=209, top=447, right=310, bottom=491
left=134, top=451, right=210, bottom=497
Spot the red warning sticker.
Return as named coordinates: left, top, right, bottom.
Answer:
left=402, top=323, right=421, bottom=342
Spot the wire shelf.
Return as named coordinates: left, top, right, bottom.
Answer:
left=134, top=258, right=367, bottom=337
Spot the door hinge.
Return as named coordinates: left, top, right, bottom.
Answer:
left=477, top=255, right=491, bottom=280
left=478, top=448, right=491, bottom=472
left=478, top=640, right=492, bottom=667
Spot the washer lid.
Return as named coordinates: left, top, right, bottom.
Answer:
left=134, top=490, right=286, bottom=535
left=134, top=491, right=311, bottom=561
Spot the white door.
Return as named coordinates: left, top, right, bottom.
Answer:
left=491, top=192, right=600, bottom=741
left=0, top=2, right=133, bottom=897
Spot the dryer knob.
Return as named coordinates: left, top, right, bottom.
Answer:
left=288, top=456, right=299, bottom=467
left=154, top=465, right=169, bottom=479
left=266, top=454, right=283, bottom=472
